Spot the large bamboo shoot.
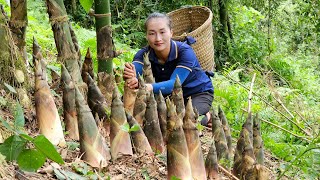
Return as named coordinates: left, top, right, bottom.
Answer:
left=61, top=64, right=78, bottom=140
left=172, top=75, right=185, bottom=120
left=156, top=91, right=167, bottom=142
left=166, top=98, right=192, bottom=180
left=144, top=91, right=164, bottom=153
left=75, top=87, right=111, bottom=167
left=183, top=98, right=206, bottom=180
left=110, top=86, right=133, bottom=160
left=133, top=75, right=147, bottom=125
left=33, top=38, right=65, bottom=146
left=126, top=112, right=153, bottom=155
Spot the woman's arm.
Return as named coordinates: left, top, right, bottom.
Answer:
left=152, top=67, right=191, bottom=95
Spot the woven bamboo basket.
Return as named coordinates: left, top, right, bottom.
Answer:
left=168, top=6, right=215, bottom=71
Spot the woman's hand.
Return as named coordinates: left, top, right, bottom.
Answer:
left=146, top=84, right=153, bottom=92
left=123, top=63, right=136, bottom=79
left=126, top=77, right=138, bottom=89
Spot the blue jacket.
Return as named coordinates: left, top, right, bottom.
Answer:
left=132, top=40, right=213, bottom=98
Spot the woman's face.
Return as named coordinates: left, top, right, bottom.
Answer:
left=146, top=17, right=173, bottom=53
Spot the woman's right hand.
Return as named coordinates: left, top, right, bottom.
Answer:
left=123, top=63, right=136, bottom=79
left=123, top=63, right=138, bottom=89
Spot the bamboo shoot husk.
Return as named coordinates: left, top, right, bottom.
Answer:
left=253, top=114, right=264, bottom=165
left=183, top=98, right=206, bottom=180
left=33, top=38, right=65, bottom=146
left=97, top=72, right=114, bottom=109
left=144, top=91, right=164, bottom=153
left=133, top=75, right=147, bottom=126
left=125, top=111, right=153, bottom=155
left=172, top=75, right=185, bottom=120
left=61, top=64, right=78, bottom=140
left=86, top=73, right=109, bottom=123
left=211, top=110, right=228, bottom=161
left=218, top=106, right=233, bottom=159
left=81, top=48, right=94, bottom=84
left=205, top=138, right=220, bottom=180
left=156, top=91, right=167, bottom=142
left=123, top=78, right=138, bottom=115
left=166, top=98, right=192, bottom=180
left=110, top=86, right=133, bottom=160
left=142, top=52, right=154, bottom=83
left=75, top=87, right=111, bottom=167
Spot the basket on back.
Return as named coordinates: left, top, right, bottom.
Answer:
left=168, top=6, right=215, bottom=71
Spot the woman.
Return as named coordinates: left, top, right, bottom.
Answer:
left=123, top=12, right=214, bottom=126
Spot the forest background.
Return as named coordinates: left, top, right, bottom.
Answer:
left=0, top=0, right=319, bottom=179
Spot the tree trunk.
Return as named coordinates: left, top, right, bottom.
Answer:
left=9, top=0, right=28, bottom=63
left=45, top=0, right=85, bottom=87
left=216, top=0, right=229, bottom=70
left=95, top=0, right=116, bottom=74
left=0, top=5, right=30, bottom=108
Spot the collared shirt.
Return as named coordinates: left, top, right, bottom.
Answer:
left=132, top=40, right=213, bottom=97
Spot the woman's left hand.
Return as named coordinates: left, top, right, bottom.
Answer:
left=146, top=84, right=153, bottom=91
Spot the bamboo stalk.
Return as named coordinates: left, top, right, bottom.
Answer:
left=247, top=73, right=256, bottom=114
left=9, top=0, right=28, bottom=62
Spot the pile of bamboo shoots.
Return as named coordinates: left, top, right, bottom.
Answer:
left=32, top=41, right=271, bottom=179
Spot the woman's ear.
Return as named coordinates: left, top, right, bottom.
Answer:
left=170, top=30, right=173, bottom=37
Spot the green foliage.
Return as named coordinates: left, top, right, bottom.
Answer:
left=229, top=5, right=269, bottom=66
left=0, top=103, right=64, bottom=172
left=121, top=122, right=140, bottom=133
left=79, top=0, right=93, bottom=13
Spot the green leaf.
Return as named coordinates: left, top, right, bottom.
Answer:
left=17, top=149, right=46, bottom=172
left=170, top=176, right=182, bottom=180
left=120, top=122, right=130, bottom=132
left=19, top=134, right=34, bottom=141
left=0, top=116, right=14, bottom=132
left=14, top=103, right=25, bottom=130
left=0, top=135, right=27, bottom=161
left=33, top=135, right=64, bottom=164
left=3, top=82, right=17, bottom=94
left=129, top=124, right=140, bottom=132
left=79, top=0, right=93, bottom=13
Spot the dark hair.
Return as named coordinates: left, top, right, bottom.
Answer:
left=144, top=12, right=172, bottom=31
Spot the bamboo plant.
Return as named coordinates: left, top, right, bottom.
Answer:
left=110, top=85, right=133, bottom=160
left=144, top=91, right=164, bottom=153
left=75, top=87, right=111, bottom=167
left=33, top=38, right=65, bottom=146
left=166, top=98, right=192, bottom=180
left=183, top=98, right=206, bottom=180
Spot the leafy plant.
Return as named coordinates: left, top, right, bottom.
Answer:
left=0, top=103, right=64, bottom=172
left=121, top=122, right=140, bottom=133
